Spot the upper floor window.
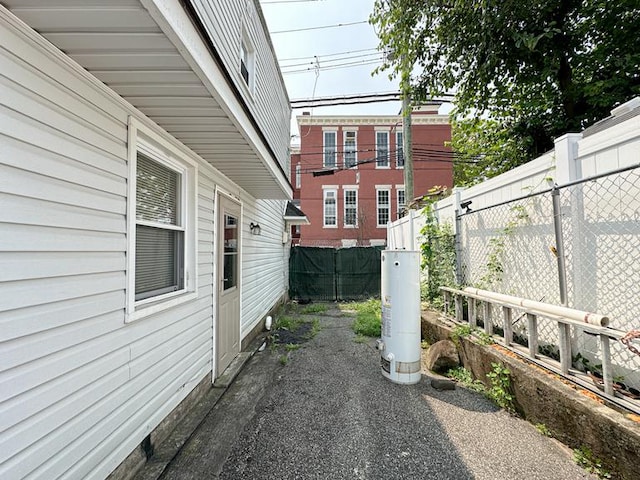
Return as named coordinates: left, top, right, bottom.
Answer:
left=396, top=131, right=404, bottom=168
left=344, top=189, right=358, bottom=227
left=376, top=131, right=389, bottom=168
left=323, top=131, right=337, bottom=168
left=240, top=35, right=255, bottom=92
left=295, top=164, right=301, bottom=189
left=344, top=131, right=357, bottom=168
left=376, top=188, right=390, bottom=227
left=323, top=188, right=337, bottom=227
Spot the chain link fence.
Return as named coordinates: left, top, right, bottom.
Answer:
left=458, top=165, right=640, bottom=394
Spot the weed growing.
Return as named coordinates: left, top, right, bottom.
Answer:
left=446, top=367, right=486, bottom=394
left=487, top=362, right=515, bottom=412
left=274, top=315, right=302, bottom=332
left=353, top=334, right=369, bottom=344
left=299, top=303, right=328, bottom=315
left=573, top=446, right=611, bottom=479
left=535, top=423, right=551, bottom=437
left=348, top=298, right=382, bottom=337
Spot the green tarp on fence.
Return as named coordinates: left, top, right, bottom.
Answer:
left=289, top=246, right=383, bottom=301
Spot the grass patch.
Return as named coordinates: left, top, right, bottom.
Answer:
left=347, top=298, right=381, bottom=337
left=273, top=315, right=302, bottom=332
left=299, top=303, right=328, bottom=315
left=285, top=343, right=301, bottom=352
left=353, top=334, right=369, bottom=344
left=307, top=318, right=321, bottom=339
left=279, top=354, right=289, bottom=366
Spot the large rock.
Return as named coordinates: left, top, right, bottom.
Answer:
left=425, top=340, right=460, bottom=373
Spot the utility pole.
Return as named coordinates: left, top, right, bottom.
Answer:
left=402, top=86, right=413, bottom=205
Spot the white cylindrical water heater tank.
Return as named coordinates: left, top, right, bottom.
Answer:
left=379, top=250, right=421, bottom=384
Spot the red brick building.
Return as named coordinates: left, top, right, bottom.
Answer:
left=291, top=105, right=452, bottom=247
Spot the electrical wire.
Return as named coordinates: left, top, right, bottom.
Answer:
left=270, top=20, right=368, bottom=34
left=279, top=47, right=379, bottom=62
left=282, top=59, right=383, bottom=75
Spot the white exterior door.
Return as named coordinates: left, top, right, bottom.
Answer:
left=216, top=195, right=241, bottom=376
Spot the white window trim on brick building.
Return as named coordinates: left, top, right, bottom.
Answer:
left=375, top=130, right=390, bottom=168
left=323, top=187, right=338, bottom=227
left=323, top=129, right=337, bottom=169
left=343, top=185, right=358, bottom=228
left=376, top=185, right=391, bottom=227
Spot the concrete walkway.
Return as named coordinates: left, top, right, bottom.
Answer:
left=154, top=305, right=596, bottom=480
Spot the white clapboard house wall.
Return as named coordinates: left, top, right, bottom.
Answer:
left=0, top=1, right=294, bottom=479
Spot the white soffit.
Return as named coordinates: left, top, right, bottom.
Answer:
left=4, top=0, right=290, bottom=199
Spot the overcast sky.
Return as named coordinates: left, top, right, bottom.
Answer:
left=259, top=0, right=402, bottom=141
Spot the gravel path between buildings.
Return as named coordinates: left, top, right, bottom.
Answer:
left=161, top=305, right=597, bottom=480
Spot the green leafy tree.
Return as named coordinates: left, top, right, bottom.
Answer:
left=371, top=1, right=640, bottom=182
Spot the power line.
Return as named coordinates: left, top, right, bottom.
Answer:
left=282, top=59, right=382, bottom=75
left=291, top=92, right=454, bottom=107
left=279, top=47, right=379, bottom=62
left=280, top=51, right=382, bottom=69
left=271, top=20, right=368, bottom=34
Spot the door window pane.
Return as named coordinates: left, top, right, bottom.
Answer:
left=223, top=214, right=238, bottom=290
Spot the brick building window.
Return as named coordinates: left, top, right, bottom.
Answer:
left=323, top=188, right=337, bottom=227
left=376, top=188, right=390, bottom=227
left=397, top=188, right=406, bottom=219
left=376, top=131, right=389, bottom=168
left=396, top=131, right=404, bottom=168
left=344, top=131, right=357, bottom=168
left=344, top=189, right=358, bottom=227
left=323, top=131, right=337, bottom=168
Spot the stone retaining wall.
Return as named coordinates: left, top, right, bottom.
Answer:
left=422, top=310, right=640, bottom=480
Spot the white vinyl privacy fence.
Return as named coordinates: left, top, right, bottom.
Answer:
left=388, top=99, right=640, bottom=410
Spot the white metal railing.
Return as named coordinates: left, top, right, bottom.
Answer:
left=439, top=286, right=639, bottom=414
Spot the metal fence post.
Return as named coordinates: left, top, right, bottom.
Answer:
left=552, top=187, right=569, bottom=306
left=454, top=209, right=463, bottom=285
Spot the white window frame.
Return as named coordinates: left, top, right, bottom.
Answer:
left=396, top=131, right=404, bottom=169
left=397, top=187, right=406, bottom=219
left=375, top=131, right=390, bottom=168
left=295, top=163, right=301, bottom=189
left=376, top=187, right=391, bottom=227
left=323, top=131, right=337, bottom=169
left=323, top=187, right=338, bottom=227
left=343, top=187, right=358, bottom=228
left=240, top=30, right=255, bottom=95
left=126, top=117, right=198, bottom=322
left=344, top=130, right=357, bottom=169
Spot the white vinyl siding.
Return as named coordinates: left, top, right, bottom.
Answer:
left=323, top=131, right=337, bottom=169
left=323, top=188, right=338, bottom=227
left=376, top=188, right=391, bottom=227
left=189, top=0, right=291, bottom=173
left=376, top=131, right=389, bottom=168
left=344, top=189, right=358, bottom=227
left=0, top=12, right=288, bottom=480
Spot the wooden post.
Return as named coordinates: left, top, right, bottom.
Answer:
left=503, top=306, right=513, bottom=345
left=484, top=302, right=492, bottom=335
left=469, top=298, right=476, bottom=328
left=600, top=335, right=614, bottom=396
left=527, top=313, right=538, bottom=359
left=558, top=322, right=571, bottom=374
